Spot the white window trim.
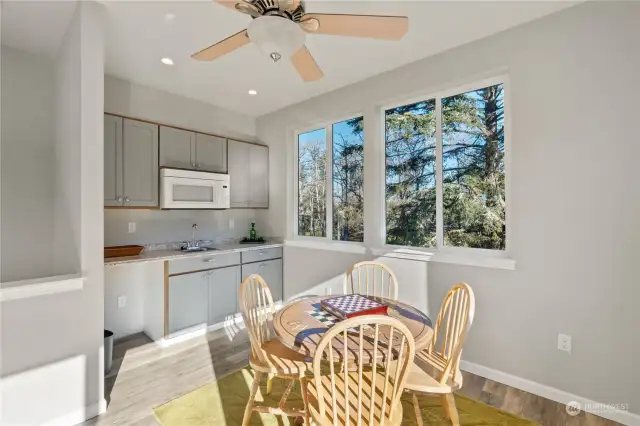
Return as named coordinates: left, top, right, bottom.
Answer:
left=293, top=113, right=365, bottom=246
left=289, top=75, right=515, bottom=270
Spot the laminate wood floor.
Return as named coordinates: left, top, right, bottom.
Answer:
left=81, top=326, right=621, bottom=426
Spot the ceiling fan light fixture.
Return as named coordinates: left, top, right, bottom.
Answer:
left=247, top=16, right=305, bottom=62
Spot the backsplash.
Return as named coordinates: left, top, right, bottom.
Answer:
left=104, top=209, right=266, bottom=247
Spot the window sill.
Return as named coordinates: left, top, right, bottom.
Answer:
left=284, top=239, right=367, bottom=254
left=0, top=274, right=85, bottom=302
left=372, top=247, right=515, bottom=270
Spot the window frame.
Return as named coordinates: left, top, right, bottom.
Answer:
left=379, top=74, right=510, bottom=257
left=293, top=113, right=365, bottom=246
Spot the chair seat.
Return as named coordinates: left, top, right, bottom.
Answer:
left=249, top=339, right=312, bottom=377
left=306, top=370, right=404, bottom=426
left=404, top=350, right=463, bottom=394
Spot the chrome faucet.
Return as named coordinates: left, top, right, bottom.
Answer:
left=187, top=224, right=199, bottom=249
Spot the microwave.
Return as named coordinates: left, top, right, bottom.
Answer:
left=160, top=168, right=230, bottom=209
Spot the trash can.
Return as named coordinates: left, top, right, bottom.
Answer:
left=104, top=330, right=114, bottom=374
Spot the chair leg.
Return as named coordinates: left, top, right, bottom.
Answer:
left=242, top=371, right=263, bottom=426
left=412, top=393, right=424, bottom=426
left=300, top=378, right=311, bottom=426
left=441, top=393, right=460, bottom=426
left=278, top=379, right=295, bottom=410
left=266, top=373, right=274, bottom=395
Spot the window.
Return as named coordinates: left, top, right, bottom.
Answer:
left=297, top=116, right=364, bottom=242
left=385, top=100, right=437, bottom=247
left=297, top=128, right=327, bottom=237
left=442, top=84, right=505, bottom=250
left=385, top=81, right=506, bottom=251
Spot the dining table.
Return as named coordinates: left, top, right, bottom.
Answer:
left=273, top=295, right=434, bottom=362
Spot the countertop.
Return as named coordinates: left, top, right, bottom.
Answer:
left=104, top=241, right=283, bottom=266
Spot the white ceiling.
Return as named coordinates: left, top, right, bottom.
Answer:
left=2, top=1, right=577, bottom=117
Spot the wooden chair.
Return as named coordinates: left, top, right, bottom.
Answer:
left=239, top=274, right=312, bottom=426
left=305, top=315, right=416, bottom=426
left=344, top=261, right=399, bottom=300
left=404, top=283, right=475, bottom=426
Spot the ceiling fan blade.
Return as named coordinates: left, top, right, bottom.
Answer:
left=192, top=30, right=250, bottom=61
left=216, top=0, right=260, bottom=17
left=300, top=13, right=408, bottom=40
left=291, top=46, right=323, bottom=82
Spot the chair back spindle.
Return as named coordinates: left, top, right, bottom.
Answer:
left=344, top=261, right=399, bottom=300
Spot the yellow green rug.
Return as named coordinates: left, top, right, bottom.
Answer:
left=154, top=368, right=537, bottom=425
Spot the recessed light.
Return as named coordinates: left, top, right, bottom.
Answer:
left=248, top=89, right=258, bottom=96
left=164, top=12, right=176, bottom=22
left=161, top=57, right=174, bottom=66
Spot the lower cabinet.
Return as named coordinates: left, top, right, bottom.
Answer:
left=208, top=265, right=240, bottom=325
left=242, top=258, right=283, bottom=302
left=168, top=270, right=209, bottom=334
left=165, top=252, right=283, bottom=338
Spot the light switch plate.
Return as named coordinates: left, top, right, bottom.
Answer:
left=229, top=219, right=234, bottom=230
left=117, top=296, right=127, bottom=308
left=128, top=222, right=136, bottom=233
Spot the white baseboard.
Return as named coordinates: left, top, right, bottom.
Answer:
left=41, top=398, right=107, bottom=426
left=460, top=360, right=639, bottom=426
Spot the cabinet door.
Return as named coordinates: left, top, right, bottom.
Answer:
left=228, top=140, right=251, bottom=207
left=241, top=258, right=283, bottom=302
left=208, top=265, right=240, bottom=325
left=123, top=119, right=159, bottom=207
left=249, top=144, right=269, bottom=208
left=159, top=126, right=195, bottom=169
left=196, top=133, right=227, bottom=173
left=168, top=271, right=209, bottom=334
left=104, top=115, right=123, bottom=206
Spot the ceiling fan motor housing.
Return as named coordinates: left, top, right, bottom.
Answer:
left=249, top=0, right=305, bottom=22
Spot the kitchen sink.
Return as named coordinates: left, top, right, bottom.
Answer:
left=177, top=246, right=219, bottom=253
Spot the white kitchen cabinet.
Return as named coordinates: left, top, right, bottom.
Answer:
left=196, top=133, right=227, bottom=173
left=228, top=140, right=269, bottom=208
left=168, top=270, right=209, bottom=334
left=208, top=265, right=240, bottom=325
left=242, top=258, right=283, bottom=302
left=123, top=119, right=159, bottom=207
left=104, top=115, right=123, bottom=206
left=160, top=126, right=195, bottom=169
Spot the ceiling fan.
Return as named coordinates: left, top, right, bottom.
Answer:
left=192, top=0, right=409, bottom=82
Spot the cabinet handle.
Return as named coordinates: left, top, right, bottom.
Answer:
left=259, top=252, right=264, bottom=256
left=124, top=197, right=130, bottom=203
left=259, top=263, right=266, bottom=268
left=117, top=197, right=123, bottom=203
left=205, top=258, right=216, bottom=263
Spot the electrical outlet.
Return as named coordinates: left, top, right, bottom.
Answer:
left=229, top=219, right=234, bottom=230
left=117, top=296, right=127, bottom=308
left=558, top=333, right=572, bottom=353
left=128, top=222, right=136, bottom=234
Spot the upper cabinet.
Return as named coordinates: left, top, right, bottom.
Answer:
left=160, top=126, right=227, bottom=173
left=104, top=115, right=124, bottom=206
left=104, top=115, right=159, bottom=207
left=159, top=126, right=194, bottom=170
left=123, top=119, right=159, bottom=207
left=228, top=140, right=269, bottom=208
left=195, top=133, right=227, bottom=173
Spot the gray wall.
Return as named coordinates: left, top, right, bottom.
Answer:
left=1, top=3, right=106, bottom=425
left=0, top=47, right=56, bottom=282
left=258, top=2, right=640, bottom=414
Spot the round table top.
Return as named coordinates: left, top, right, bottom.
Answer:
left=273, top=296, right=434, bottom=361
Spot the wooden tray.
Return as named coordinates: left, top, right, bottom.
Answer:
left=104, top=245, right=144, bottom=258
